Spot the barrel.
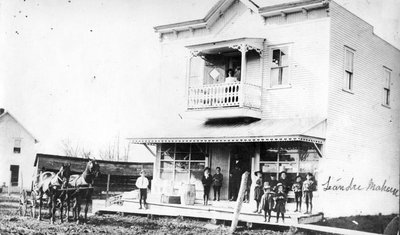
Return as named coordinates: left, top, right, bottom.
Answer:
left=180, top=184, right=196, bottom=205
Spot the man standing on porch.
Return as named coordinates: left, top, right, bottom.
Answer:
left=135, top=170, right=149, bottom=209
left=230, top=164, right=242, bottom=201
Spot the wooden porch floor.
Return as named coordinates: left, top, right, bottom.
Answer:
left=92, top=194, right=323, bottom=226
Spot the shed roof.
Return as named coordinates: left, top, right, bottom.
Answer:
left=34, top=154, right=153, bottom=176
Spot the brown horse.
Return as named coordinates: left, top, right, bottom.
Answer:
left=68, top=159, right=100, bottom=224
left=32, top=163, right=71, bottom=224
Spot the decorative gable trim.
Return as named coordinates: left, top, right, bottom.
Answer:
left=154, top=0, right=329, bottom=35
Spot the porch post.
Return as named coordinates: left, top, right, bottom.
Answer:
left=240, top=44, right=247, bottom=107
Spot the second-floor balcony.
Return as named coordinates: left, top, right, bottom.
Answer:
left=185, top=37, right=264, bottom=120
left=188, top=82, right=261, bottom=109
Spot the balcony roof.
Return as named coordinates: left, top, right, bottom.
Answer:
left=185, top=37, right=265, bottom=54
left=128, top=118, right=326, bottom=144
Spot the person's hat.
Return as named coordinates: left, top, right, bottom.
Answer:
left=254, top=170, right=262, bottom=176
left=276, top=183, right=283, bottom=187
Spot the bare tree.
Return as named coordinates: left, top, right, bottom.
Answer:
left=61, top=139, right=91, bottom=158
left=62, top=139, right=80, bottom=157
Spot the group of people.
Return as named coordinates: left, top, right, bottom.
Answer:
left=254, top=171, right=315, bottom=223
left=201, top=167, right=223, bottom=205
left=201, top=166, right=316, bottom=223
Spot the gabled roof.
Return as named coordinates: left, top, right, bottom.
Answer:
left=0, top=110, right=39, bottom=143
left=154, top=0, right=328, bottom=34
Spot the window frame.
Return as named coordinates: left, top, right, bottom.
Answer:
left=159, top=143, right=207, bottom=182
left=343, top=46, right=355, bottom=93
left=269, top=45, right=291, bottom=89
left=13, top=138, right=22, bottom=154
left=382, top=67, right=391, bottom=107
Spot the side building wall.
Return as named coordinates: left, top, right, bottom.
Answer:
left=319, top=1, right=400, bottom=217
left=0, top=114, right=37, bottom=192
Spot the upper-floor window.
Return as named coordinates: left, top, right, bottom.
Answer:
left=13, top=138, right=21, bottom=154
left=270, top=46, right=289, bottom=87
left=344, top=47, right=355, bottom=91
left=383, top=67, right=391, bottom=107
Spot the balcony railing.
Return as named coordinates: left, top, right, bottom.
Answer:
left=188, top=82, right=261, bottom=110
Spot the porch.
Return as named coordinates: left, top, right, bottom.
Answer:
left=93, top=192, right=323, bottom=226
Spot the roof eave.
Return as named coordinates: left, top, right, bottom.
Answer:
left=153, top=0, right=235, bottom=34
left=259, top=0, right=328, bottom=17
left=154, top=19, right=207, bottom=33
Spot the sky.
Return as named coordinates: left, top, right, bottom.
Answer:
left=0, top=0, right=399, bottom=158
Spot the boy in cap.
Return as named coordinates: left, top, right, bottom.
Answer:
left=259, top=184, right=275, bottom=222
left=302, top=173, right=315, bottom=214
left=292, top=175, right=302, bottom=212
left=136, top=170, right=149, bottom=209
left=274, top=183, right=287, bottom=223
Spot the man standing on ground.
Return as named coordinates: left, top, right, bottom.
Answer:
left=136, top=170, right=149, bottom=209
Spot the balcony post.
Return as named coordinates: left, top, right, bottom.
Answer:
left=240, top=44, right=247, bottom=107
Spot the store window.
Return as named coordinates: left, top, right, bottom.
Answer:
left=383, top=67, right=391, bottom=107
left=270, top=46, right=290, bottom=87
left=259, top=142, right=319, bottom=192
left=160, top=143, right=207, bottom=188
left=344, top=47, right=355, bottom=91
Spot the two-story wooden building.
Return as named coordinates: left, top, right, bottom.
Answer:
left=129, top=0, right=399, bottom=217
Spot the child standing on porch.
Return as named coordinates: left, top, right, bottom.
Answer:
left=136, top=170, right=149, bottom=209
left=212, top=167, right=223, bottom=201
left=303, top=173, right=315, bottom=214
left=260, top=185, right=274, bottom=222
left=202, top=167, right=213, bottom=205
left=292, top=175, right=302, bottom=212
left=274, top=183, right=287, bottom=223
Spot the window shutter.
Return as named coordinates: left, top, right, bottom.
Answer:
left=188, top=56, right=204, bottom=87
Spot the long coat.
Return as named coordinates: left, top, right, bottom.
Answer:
left=254, top=178, right=263, bottom=201
left=260, top=192, right=274, bottom=211
left=274, top=191, right=286, bottom=213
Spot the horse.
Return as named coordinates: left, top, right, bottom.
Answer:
left=68, top=159, right=100, bottom=224
left=32, top=163, right=71, bottom=224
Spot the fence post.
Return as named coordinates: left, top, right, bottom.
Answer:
left=229, top=171, right=249, bottom=234
left=106, top=174, right=111, bottom=206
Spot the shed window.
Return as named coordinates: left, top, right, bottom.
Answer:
left=383, top=68, right=391, bottom=106
left=13, top=139, right=21, bottom=154
left=344, top=47, right=354, bottom=91
left=270, top=46, right=289, bottom=87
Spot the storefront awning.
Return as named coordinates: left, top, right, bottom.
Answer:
left=128, top=118, right=326, bottom=144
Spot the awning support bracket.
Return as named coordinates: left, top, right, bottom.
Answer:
left=142, top=144, right=156, bottom=157
left=312, top=142, right=323, bottom=158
